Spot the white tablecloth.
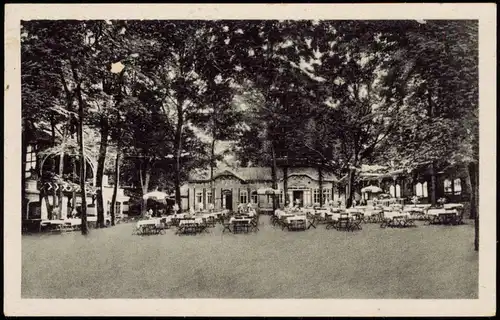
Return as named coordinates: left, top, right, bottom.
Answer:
left=275, top=210, right=295, bottom=218
left=346, top=208, right=364, bottom=214
left=384, top=211, right=410, bottom=219
left=64, top=218, right=82, bottom=226
left=330, top=213, right=360, bottom=221
left=201, top=213, right=217, bottom=219
left=137, top=218, right=162, bottom=227
left=179, top=218, right=203, bottom=226
left=427, top=209, right=458, bottom=216
left=403, top=207, right=425, bottom=213
left=285, top=216, right=307, bottom=223
left=41, top=219, right=65, bottom=226
left=364, top=209, right=382, bottom=216
left=443, top=203, right=464, bottom=209
left=300, top=208, right=316, bottom=215
left=229, top=217, right=252, bottom=224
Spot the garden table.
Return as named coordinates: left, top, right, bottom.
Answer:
left=41, top=220, right=66, bottom=232
left=426, top=209, right=460, bottom=225
left=176, top=218, right=204, bottom=235
left=380, top=211, right=413, bottom=228
left=300, top=208, right=316, bottom=215
left=283, top=215, right=307, bottom=231
left=230, top=217, right=252, bottom=233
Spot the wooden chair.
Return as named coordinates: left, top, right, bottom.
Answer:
left=336, top=213, right=350, bottom=231
left=325, top=215, right=337, bottom=230
left=233, top=220, right=250, bottom=234
left=222, top=217, right=232, bottom=233
left=349, top=214, right=363, bottom=231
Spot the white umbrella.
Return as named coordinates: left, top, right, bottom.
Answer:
left=143, top=191, right=169, bottom=201
left=361, top=185, right=383, bottom=193
left=256, top=187, right=281, bottom=195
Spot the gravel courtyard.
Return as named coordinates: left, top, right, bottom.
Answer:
left=22, top=216, right=478, bottom=299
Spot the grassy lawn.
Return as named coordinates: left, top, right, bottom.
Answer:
left=22, top=216, right=478, bottom=299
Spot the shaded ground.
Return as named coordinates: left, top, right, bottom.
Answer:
left=22, top=216, right=478, bottom=299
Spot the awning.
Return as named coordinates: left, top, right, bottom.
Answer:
left=40, top=181, right=97, bottom=195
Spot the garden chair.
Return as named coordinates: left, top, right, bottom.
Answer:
left=222, top=218, right=232, bottom=233
left=401, top=216, right=416, bottom=228
left=287, top=219, right=306, bottom=231
left=349, top=214, right=363, bottom=231
left=233, top=220, right=250, bottom=234
left=306, top=213, right=317, bottom=229
left=325, top=215, right=337, bottom=230
left=132, top=224, right=144, bottom=235
left=250, top=217, right=260, bottom=232
left=196, top=218, right=210, bottom=234
left=336, top=213, right=350, bottom=231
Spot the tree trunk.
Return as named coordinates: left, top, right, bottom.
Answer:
left=72, top=63, right=88, bottom=235
left=318, top=166, right=323, bottom=207
left=110, top=145, right=121, bottom=226
left=173, top=110, right=184, bottom=207
left=271, top=142, right=278, bottom=210
left=467, top=162, right=479, bottom=251
left=21, top=124, right=27, bottom=221
left=283, top=166, right=288, bottom=206
left=210, top=137, right=216, bottom=204
left=50, top=115, right=56, bottom=147
left=50, top=158, right=57, bottom=219
left=139, top=161, right=151, bottom=214
left=346, top=168, right=356, bottom=208
left=430, top=162, right=437, bottom=205
left=71, top=157, right=77, bottom=214
left=44, top=194, right=53, bottom=218
left=57, top=142, right=66, bottom=219
left=95, top=115, right=109, bottom=228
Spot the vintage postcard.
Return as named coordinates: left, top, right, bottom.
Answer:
left=4, top=3, right=496, bottom=317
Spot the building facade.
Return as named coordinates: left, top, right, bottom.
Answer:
left=356, top=164, right=470, bottom=204
left=182, top=163, right=471, bottom=213
left=182, top=167, right=341, bottom=211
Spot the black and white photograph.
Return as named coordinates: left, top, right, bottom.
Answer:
left=4, top=3, right=496, bottom=317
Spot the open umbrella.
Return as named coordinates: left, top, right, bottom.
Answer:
left=256, top=187, right=281, bottom=195
left=361, top=185, right=383, bottom=193
left=143, top=191, right=169, bottom=202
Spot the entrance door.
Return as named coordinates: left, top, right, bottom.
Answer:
left=222, top=190, right=233, bottom=211
left=292, top=190, right=304, bottom=206
left=225, top=193, right=233, bottom=210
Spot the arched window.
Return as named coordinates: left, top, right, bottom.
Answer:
left=453, top=178, right=462, bottom=195
left=251, top=191, right=258, bottom=204
left=389, top=185, right=396, bottom=198
left=322, top=189, right=331, bottom=202
left=239, top=190, right=248, bottom=204
left=422, top=181, right=428, bottom=197
left=415, top=182, right=423, bottom=197
left=395, top=184, right=401, bottom=198
left=206, top=191, right=212, bottom=205
left=313, top=189, right=321, bottom=204
left=444, top=179, right=453, bottom=194
left=25, top=144, right=36, bottom=178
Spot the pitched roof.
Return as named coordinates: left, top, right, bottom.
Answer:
left=188, top=166, right=338, bottom=182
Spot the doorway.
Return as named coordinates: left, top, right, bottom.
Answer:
left=292, top=190, right=304, bottom=206
left=221, top=190, right=233, bottom=211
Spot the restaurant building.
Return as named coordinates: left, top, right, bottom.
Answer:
left=182, top=167, right=340, bottom=212
left=182, top=162, right=471, bottom=213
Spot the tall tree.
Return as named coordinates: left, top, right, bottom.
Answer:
left=373, top=20, right=479, bottom=249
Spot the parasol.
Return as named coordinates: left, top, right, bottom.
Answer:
left=361, top=185, right=383, bottom=193
left=143, top=191, right=169, bottom=203
left=256, top=187, right=281, bottom=195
